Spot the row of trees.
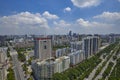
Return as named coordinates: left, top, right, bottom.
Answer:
left=7, top=47, right=10, bottom=57
left=53, top=44, right=70, bottom=51
left=108, top=58, right=120, bottom=80
left=52, top=56, right=101, bottom=80
left=102, top=62, right=114, bottom=79
left=7, top=67, right=15, bottom=80
left=15, top=47, right=33, bottom=79
left=16, top=48, right=26, bottom=62
left=92, top=42, right=118, bottom=79
left=108, top=45, right=120, bottom=80
left=101, top=43, right=120, bottom=80
left=92, top=60, right=107, bottom=80
left=95, top=42, right=118, bottom=58
left=52, top=42, right=118, bottom=80
left=6, top=46, right=16, bottom=80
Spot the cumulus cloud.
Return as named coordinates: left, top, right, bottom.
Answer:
left=53, top=20, right=71, bottom=34
left=93, top=12, right=120, bottom=23
left=54, top=20, right=71, bottom=27
left=71, top=0, right=101, bottom=8
left=77, top=18, right=91, bottom=27
left=52, top=18, right=115, bottom=34
left=0, top=11, right=120, bottom=35
left=0, top=12, right=49, bottom=35
left=64, top=7, right=71, bottom=12
left=76, top=18, right=113, bottom=28
left=76, top=18, right=116, bottom=34
left=75, top=12, right=120, bottom=34
left=42, top=11, right=59, bottom=19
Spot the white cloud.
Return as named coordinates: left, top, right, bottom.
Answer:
left=53, top=20, right=71, bottom=34
left=52, top=18, right=115, bottom=34
left=0, top=11, right=120, bottom=35
left=77, top=18, right=91, bottom=27
left=94, top=12, right=120, bottom=20
left=64, top=7, right=71, bottom=12
left=76, top=18, right=113, bottom=28
left=93, top=12, right=120, bottom=24
left=0, top=12, right=49, bottom=35
left=71, top=0, right=101, bottom=8
left=75, top=18, right=116, bottom=34
left=42, top=11, right=59, bottom=19
left=118, top=0, right=120, bottom=2
left=54, top=20, right=71, bottom=27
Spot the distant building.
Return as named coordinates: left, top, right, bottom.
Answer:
left=109, top=36, right=116, bottom=43
left=70, top=41, right=83, bottom=52
left=0, top=36, right=7, bottom=47
left=55, top=48, right=69, bottom=58
left=55, top=49, right=63, bottom=58
left=34, top=38, right=52, bottom=60
left=69, top=30, right=72, bottom=37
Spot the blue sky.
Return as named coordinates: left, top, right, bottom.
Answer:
left=0, top=0, right=120, bottom=35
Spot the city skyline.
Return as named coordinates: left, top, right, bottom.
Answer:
left=0, top=0, right=120, bottom=35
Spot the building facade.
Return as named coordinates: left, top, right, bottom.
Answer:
left=0, top=48, right=7, bottom=80
left=32, top=56, right=70, bottom=80
left=34, top=38, right=52, bottom=60
left=83, top=36, right=100, bottom=59
left=68, top=50, right=84, bottom=66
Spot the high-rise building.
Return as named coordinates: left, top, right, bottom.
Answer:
left=83, top=37, right=90, bottom=59
left=34, top=38, right=52, bottom=60
left=82, top=36, right=99, bottom=59
left=93, top=37, right=99, bottom=54
left=69, top=30, right=72, bottom=37
left=109, top=36, right=116, bottom=43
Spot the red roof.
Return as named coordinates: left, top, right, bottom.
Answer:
left=35, top=38, right=51, bottom=40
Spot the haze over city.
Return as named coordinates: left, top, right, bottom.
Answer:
left=0, top=0, right=120, bottom=35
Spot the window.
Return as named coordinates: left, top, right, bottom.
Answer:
left=43, top=41, right=47, bottom=42
left=44, top=45, right=47, bottom=49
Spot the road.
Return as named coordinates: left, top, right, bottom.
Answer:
left=84, top=43, right=119, bottom=80
left=105, top=59, right=116, bottom=80
left=85, top=54, right=107, bottom=80
left=8, top=42, right=26, bottom=80
left=105, top=45, right=120, bottom=80
left=84, top=45, right=110, bottom=80
left=95, top=44, right=119, bottom=80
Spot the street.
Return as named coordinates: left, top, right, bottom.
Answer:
left=8, top=42, right=26, bottom=80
